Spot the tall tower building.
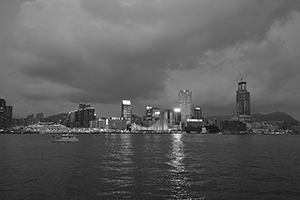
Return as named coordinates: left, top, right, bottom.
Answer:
left=236, top=80, right=250, bottom=116
left=121, top=100, right=132, bottom=125
left=174, top=108, right=181, bottom=125
left=79, top=102, right=91, bottom=109
left=194, top=107, right=202, bottom=120
left=0, top=99, right=6, bottom=128
left=5, top=106, right=13, bottom=127
left=179, top=90, right=192, bottom=122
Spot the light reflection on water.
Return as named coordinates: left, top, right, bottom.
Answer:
left=166, top=134, right=195, bottom=199
left=1, top=134, right=300, bottom=199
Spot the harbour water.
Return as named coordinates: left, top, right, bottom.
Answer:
left=1, top=133, right=300, bottom=199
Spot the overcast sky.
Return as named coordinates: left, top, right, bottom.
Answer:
left=1, top=0, right=300, bottom=120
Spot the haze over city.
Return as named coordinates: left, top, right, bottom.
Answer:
left=1, top=0, right=300, bottom=120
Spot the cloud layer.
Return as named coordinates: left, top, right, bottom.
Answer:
left=1, top=0, right=300, bottom=119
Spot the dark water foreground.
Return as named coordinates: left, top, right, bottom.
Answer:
left=1, top=133, right=300, bottom=200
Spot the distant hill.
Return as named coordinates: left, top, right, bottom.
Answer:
left=206, top=111, right=299, bottom=127
left=251, top=111, right=299, bottom=127
left=44, top=113, right=68, bottom=122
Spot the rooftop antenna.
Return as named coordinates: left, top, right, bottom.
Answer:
left=238, top=69, right=243, bottom=81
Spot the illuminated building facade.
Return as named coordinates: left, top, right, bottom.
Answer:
left=145, top=106, right=160, bottom=120
left=121, top=100, right=132, bottom=125
left=174, top=108, right=181, bottom=125
left=0, top=98, right=13, bottom=128
left=194, top=107, right=202, bottom=119
left=179, top=90, right=192, bottom=122
left=163, top=109, right=174, bottom=125
left=0, top=99, right=6, bottom=128
left=145, top=106, right=153, bottom=121
left=108, top=117, right=127, bottom=130
left=236, top=80, right=250, bottom=116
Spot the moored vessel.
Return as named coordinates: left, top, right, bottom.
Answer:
left=51, top=134, right=79, bottom=142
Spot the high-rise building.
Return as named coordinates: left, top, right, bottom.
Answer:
left=174, top=108, right=181, bottom=125
left=163, top=109, right=174, bottom=125
left=145, top=106, right=153, bottom=121
left=79, top=102, right=91, bottom=109
left=236, top=80, right=250, bottom=116
left=0, top=99, right=13, bottom=128
left=5, top=106, right=13, bottom=127
left=193, top=107, right=202, bottom=119
left=83, top=107, right=96, bottom=128
left=68, top=102, right=96, bottom=128
left=121, top=100, right=132, bottom=125
left=0, top=99, right=6, bottom=129
left=179, top=90, right=192, bottom=122
left=145, top=106, right=160, bottom=121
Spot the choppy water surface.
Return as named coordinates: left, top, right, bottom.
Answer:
left=1, top=133, right=300, bottom=199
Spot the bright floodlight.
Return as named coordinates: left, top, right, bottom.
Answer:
left=145, top=106, right=152, bottom=110
left=122, top=100, right=131, bottom=105
left=174, top=108, right=180, bottom=112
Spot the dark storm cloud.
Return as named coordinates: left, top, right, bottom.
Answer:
left=2, top=0, right=300, bottom=117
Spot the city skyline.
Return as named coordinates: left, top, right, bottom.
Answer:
left=1, top=1, right=300, bottom=120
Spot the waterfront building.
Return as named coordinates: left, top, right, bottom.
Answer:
left=163, top=109, right=174, bottom=125
left=121, top=100, right=132, bottom=125
left=193, top=107, right=202, bottom=119
left=90, top=118, right=107, bottom=129
left=174, top=108, right=181, bottom=125
left=186, top=118, right=205, bottom=133
left=0, top=99, right=6, bottom=129
left=0, top=99, right=13, bottom=128
left=68, top=103, right=96, bottom=128
left=145, top=106, right=160, bottom=121
left=236, top=79, right=250, bottom=116
left=145, top=106, right=153, bottom=121
left=68, top=110, right=76, bottom=128
left=179, top=90, right=192, bottom=122
left=108, top=117, right=127, bottom=130
left=83, top=107, right=96, bottom=128
left=131, top=113, right=168, bottom=132
left=5, top=106, right=13, bottom=127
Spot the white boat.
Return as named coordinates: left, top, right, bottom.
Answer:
left=52, top=134, right=79, bottom=142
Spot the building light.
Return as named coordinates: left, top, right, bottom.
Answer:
left=187, top=119, right=203, bottom=122
left=174, top=108, right=181, bottom=112
left=145, top=106, right=152, bottom=110
left=122, top=100, right=131, bottom=105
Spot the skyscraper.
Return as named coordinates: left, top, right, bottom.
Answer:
left=5, top=106, right=13, bottom=127
left=173, top=108, right=181, bottom=125
left=179, top=90, right=192, bottom=122
left=121, top=100, right=132, bottom=125
left=236, top=80, right=250, bottom=116
left=0, top=99, right=13, bottom=128
left=194, top=107, right=202, bottom=120
left=0, top=99, right=6, bottom=129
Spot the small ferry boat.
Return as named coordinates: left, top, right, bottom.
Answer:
left=51, top=134, right=79, bottom=142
